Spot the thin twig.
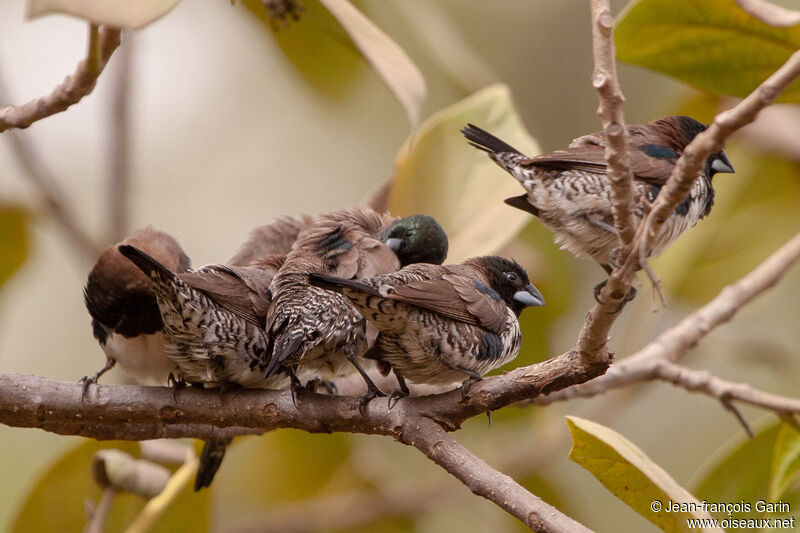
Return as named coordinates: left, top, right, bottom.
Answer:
left=588, top=0, right=635, bottom=250
left=534, top=232, right=800, bottom=417
left=108, top=33, right=133, bottom=242
left=402, top=418, right=594, bottom=533
left=83, top=487, right=115, bottom=533
left=0, top=25, right=121, bottom=132
left=631, top=50, right=800, bottom=278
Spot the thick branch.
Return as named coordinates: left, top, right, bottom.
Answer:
left=0, top=25, right=121, bottom=132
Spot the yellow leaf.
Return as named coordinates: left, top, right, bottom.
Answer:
left=318, top=0, right=425, bottom=129
left=567, top=416, right=721, bottom=533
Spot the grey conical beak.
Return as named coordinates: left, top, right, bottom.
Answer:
left=384, top=237, right=403, bottom=251
left=514, top=283, right=545, bottom=307
left=711, top=152, right=734, bottom=174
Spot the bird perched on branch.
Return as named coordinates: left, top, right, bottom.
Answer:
left=265, top=207, right=449, bottom=411
left=462, top=116, right=734, bottom=275
left=83, top=227, right=191, bottom=394
left=118, top=245, right=291, bottom=491
left=309, top=255, right=544, bottom=399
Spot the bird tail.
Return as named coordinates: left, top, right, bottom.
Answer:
left=461, top=123, right=522, bottom=156
left=194, top=437, right=233, bottom=491
left=119, top=244, right=180, bottom=285
left=307, top=273, right=380, bottom=296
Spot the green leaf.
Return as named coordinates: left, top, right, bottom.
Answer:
left=318, top=0, right=425, bottom=130
left=566, top=416, right=719, bottom=533
left=0, top=205, right=29, bottom=291
left=769, top=423, right=800, bottom=502
left=615, top=0, right=800, bottom=102
left=26, top=0, right=181, bottom=29
left=387, top=84, right=538, bottom=263
left=10, top=440, right=208, bottom=533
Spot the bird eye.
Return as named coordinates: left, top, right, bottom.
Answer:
left=504, top=272, right=518, bottom=282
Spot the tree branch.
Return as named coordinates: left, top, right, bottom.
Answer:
left=0, top=25, right=121, bottom=132
left=533, top=231, right=800, bottom=422
left=107, top=33, right=133, bottom=243
left=402, top=418, right=593, bottom=533
left=632, top=50, right=800, bottom=274
left=589, top=0, right=635, bottom=251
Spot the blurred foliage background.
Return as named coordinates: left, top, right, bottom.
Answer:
left=1, top=0, right=799, bottom=531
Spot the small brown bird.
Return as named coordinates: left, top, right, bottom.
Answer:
left=265, top=208, right=449, bottom=410
left=309, top=256, right=545, bottom=398
left=462, top=116, right=734, bottom=274
left=83, top=227, right=190, bottom=393
left=118, top=246, right=290, bottom=491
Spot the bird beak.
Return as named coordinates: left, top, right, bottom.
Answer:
left=514, top=284, right=545, bottom=307
left=384, top=237, right=403, bottom=251
left=711, top=152, right=734, bottom=174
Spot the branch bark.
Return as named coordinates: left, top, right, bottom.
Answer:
left=533, top=231, right=800, bottom=422
left=0, top=25, right=121, bottom=132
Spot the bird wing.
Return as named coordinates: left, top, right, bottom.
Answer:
left=179, top=264, right=275, bottom=328
left=387, top=273, right=508, bottom=334
left=227, top=214, right=312, bottom=266
left=523, top=144, right=678, bottom=186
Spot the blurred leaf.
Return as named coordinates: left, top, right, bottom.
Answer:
left=656, top=147, right=800, bottom=303
left=566, top=416, right=717, bottom=532
left=388, top=84, right=538, bottom=263
left=318, top=0, right=425, bottom=129
left=0, top=205, right=29, bottom=291
left=215, top=430, right=352, bottom=513
left=616, top=0, right=800, bottom=102
left=26, top=0, right=181, bottom=29
left=11, top=440, right=208, bottom=533
left=244, top=0, right=362, bottom=98
left=769, top=423, right=800, bottom=501
left=690, top=420, right=800, bottom=520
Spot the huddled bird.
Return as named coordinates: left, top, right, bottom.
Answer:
left=309, top=255, right=545, bottom=399
left=83, top=227, right=191, bottom=394
left=265, top=207, right=449, bottom=411
left=461, top=116, right=734, bottom=276
left=227, top=215, right=312, bottom=266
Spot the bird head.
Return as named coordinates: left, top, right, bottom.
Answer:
left=470, top=256, right=545, bottom=317
left=651, top=115, right=735, bottom=178
left=379, top=214, right=449, bottom=266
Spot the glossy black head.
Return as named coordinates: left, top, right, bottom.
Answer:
left=651, top=115, right=734, bottom=179
left=379, top=214, right=449, bottom=266
left=472, top=256, right=545, bottom=316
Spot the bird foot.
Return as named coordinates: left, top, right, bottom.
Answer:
left=167, top=373, right=188, bottom=402
left=387, top=388, right=409, bottom=410
left=357, top=384, right=387, bottom=416
left=288, top=371, right=304, bottom=407
left=460, top=375, right=482, bottom=402
left=593, top=279, right=637, bottom=313
left=79, top=358, right=117, bottom=401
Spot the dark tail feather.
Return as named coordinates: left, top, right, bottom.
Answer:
left=264, top=332, right=303, bottom=377
left=461, top=123, right=522, bottom=156
left=118, top=244, right=178, bottom=283
left=504, top=194, right=540, bottom=216
left=308, top=273, right=380, bottom=297
left=194, top=437, right=233, bottom=491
